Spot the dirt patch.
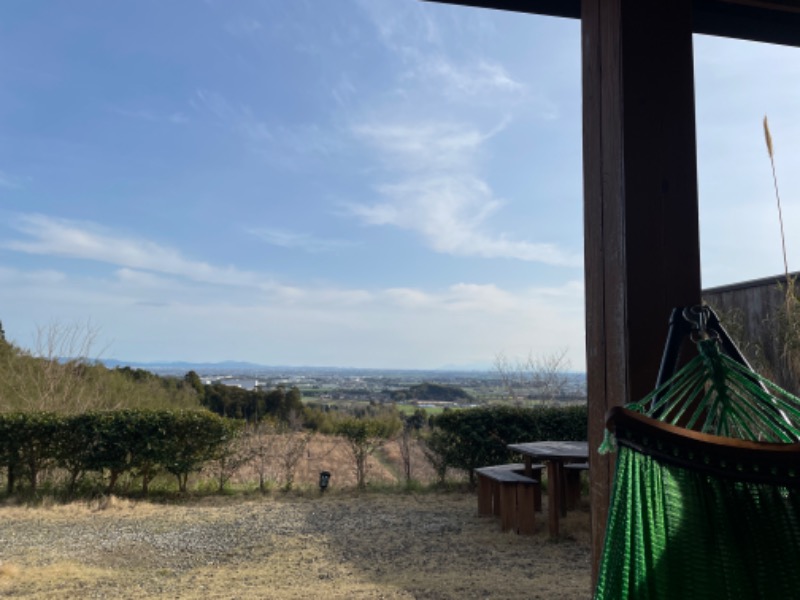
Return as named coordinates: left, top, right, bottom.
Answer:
left=225, top=433, right=446, bottom=490
left=0, top=492, right=591, bottom=599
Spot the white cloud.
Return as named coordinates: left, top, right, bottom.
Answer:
left=444, top=283, right=517, bottom=312
left=383, top=287, right=434, bottom=309
left=352, top=120, right=493, bottom=173
left=1, top=210, right=586, bottom=368
left=347, top=120, right=581, bottom=266
left=6, top=214, right=266, bottom=288
left=412, top=57, right=525, bottom=98
left=355, top=0, right=441, bottom=59
left=384, top=280, right=584, bottom=316
left=114, top=268, right=172, bottom=288
left=247, top=228, right=357, bottom=253
left=1, top=262, right=586, bottom=369
left=0, top=267, right=66, bottom=285
left=355, top=0, right=536, bottom=113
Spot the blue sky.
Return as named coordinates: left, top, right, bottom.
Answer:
left=1, top=1, right=798, bottom=370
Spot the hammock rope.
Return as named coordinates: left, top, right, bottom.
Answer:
left=623, top=339, right=800, bottom=442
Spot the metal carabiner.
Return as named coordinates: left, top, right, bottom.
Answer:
left=683, top=305, right=719, bottom=342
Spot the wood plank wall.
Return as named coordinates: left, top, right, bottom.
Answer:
left=704, top=273, right=800, bottom=394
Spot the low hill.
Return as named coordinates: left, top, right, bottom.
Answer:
left=390, top=382, right=473, bottom=403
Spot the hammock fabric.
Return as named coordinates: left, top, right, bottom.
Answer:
left=595, top=334, right=800, bottom=600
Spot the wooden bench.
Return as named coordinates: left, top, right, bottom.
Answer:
left=564, top=462, right=589, bottom=510
left=474, top=463, right=544, bottom=534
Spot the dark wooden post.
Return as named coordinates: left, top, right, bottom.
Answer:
left=581, top=0, right=702, bottom=583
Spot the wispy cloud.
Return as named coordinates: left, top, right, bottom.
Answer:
left=193, top=89, right=272, bottom=144
left=0, top=170, right=22, bottom=189
left=2, top=258, right=586, bottom=368
left=2, top=214, right=586, bottom=368
left=247, top=228, right=357, bottom=253
left=341, top=3, right=576, bottom=266
left=355, top=0, right=441, bottom=58
left=192, top=89, right=345, bottom=167
left=5, top=214, right=266, bottom=288
left=0, top=266, right=66, bottom=285
left=3, top=216, right=583, bottom=312
left=111, top=107, right=189, bottom=125
left=224, top=16, right=263, bottom=37
left=332, top=74, right=359, bottom=109
left=352, top=120, right=497, bottom=173
left=354, top=177, right=578, bottom=263
left=355, top=0, right=530, bottom=110
left=383, top=280, right=582, bottom=314
left=347, top=120, right=581, bottom=267
left=411, top=57, right=525, bottom=98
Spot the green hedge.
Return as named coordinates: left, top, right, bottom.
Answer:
left=428, top=405, right=587, bottom=484
left=0, top=410, right=238, bottom=496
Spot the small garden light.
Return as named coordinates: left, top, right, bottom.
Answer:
left=319, top=471, right=331, bottom=493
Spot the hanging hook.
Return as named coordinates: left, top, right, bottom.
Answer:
left=682, top=305, right=719, bottom=342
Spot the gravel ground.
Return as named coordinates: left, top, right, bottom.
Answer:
left=0, top=493, right=591, bottom=599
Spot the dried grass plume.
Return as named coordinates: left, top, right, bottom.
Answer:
left=763, top=114, right=789, bottom=280
left=764, top=115, right=775, bottom=158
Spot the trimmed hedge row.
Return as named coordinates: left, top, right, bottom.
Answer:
left=0, top=410, right=239, bottom=495
left=428, top=404, right=587, bottom=484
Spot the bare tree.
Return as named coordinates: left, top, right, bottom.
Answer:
left=213, top=429, right=253, bottom=492
left=398, top=424, right=413, bottom=484
left=276, top=429, right=312, bottom=491
left=249, top=420, right=279, bottom=493
left=335, top=416, right=401, bottom=490
left=2, top=321, right=108, bottom=413
left=397, top=410, right=426, bottom=486
left=494, top=348, right=572, bottom=404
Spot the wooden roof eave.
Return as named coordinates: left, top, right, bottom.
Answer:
left=696, top=0, right=800, bottom=47
left=423, top=0, right=800, bottom=47
left=421, top=0, right=579, bottom=19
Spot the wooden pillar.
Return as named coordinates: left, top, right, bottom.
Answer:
left=581, top=0, right=702, bottom=584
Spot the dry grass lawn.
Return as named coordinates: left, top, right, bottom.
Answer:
left=0, top=491, right=591, bottom=599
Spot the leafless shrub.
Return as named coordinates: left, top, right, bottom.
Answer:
left=1, top=321, right=106, bottom=413
left=276, top=430, right=312, bottom=491
left=494, top=348, right=572, bottom=404
left=213, top=429, right=254, bottom=492
left=248, top=420, right=279, bottom=493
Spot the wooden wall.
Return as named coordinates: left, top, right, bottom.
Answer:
left=704, top=272, right=800, bottom=394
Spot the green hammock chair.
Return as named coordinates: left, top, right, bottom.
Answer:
left=595, top=306, right=800, bottom=600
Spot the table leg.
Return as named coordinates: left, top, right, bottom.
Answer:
left=523, top=456, right=533, bottom=477
left=547, top=460, right=560, bottom=538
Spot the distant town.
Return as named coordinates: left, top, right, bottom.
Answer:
left=107, top=361, right=588, bottom=407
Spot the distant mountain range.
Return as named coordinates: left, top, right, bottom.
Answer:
left=99, top=359, right=498, bottom=376
left=101, top=359, right=269, bottom=372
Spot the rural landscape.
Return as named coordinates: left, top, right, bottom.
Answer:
left=0, top=322, right=591, bottom=598
left=3, top=0, right=800, bottom=597
left=1, top=278, right=797, bottom=599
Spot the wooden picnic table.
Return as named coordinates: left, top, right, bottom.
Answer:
left=507, top=441, right=589, bottom=538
